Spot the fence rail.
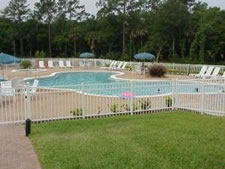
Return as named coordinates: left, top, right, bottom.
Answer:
left=0, top=79, right=225, bottom=124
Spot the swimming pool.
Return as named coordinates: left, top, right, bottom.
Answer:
left=27, top=71, right=224, bottom=97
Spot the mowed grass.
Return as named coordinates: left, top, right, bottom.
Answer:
left=30, top=111, right=225, bottom=169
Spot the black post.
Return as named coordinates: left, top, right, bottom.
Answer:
left=25, top=119, right=32, bottom=136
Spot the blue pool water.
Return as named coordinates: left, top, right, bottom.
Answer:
left=27, top=72, right=223, bottom=96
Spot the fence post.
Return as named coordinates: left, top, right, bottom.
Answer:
left=172, top=79, right=177, bottom=110
left=25, top=82, right=32, bottom=136
left=81, top=83, right=85, bottom=119
left=201, top=82, right=205, bottom=115
left=130, top=81, right=134, bottom=115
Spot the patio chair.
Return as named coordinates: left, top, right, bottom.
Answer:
left=48, top=61, right=54, bottom=68
left=208, top=67, right=220, bottom=78
left=111, top=61, right=118, bottom=70
left=190, top=66, right=208, bottom=78
left=107, top=61, right=115, bottom=69
left=135, top=65, right=142, bottom=75
left=202, top=66, right=214, bottom=78
left=24, top=80, right=39, bottom=95
left=66, top=61, right=72, bottom=68
left=59, top=60, right=65, bottom=68
left=115, top=62, right=123, bottom=70
left=39, top=61, right=45, bottom=69
left=79, top=62, right=85, bottom=67
left=0, top=81, right=15, bottom=97
left=120, top=62, right=127, bottom=70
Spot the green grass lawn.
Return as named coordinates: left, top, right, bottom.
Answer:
left=30, top=111, right=225, bottom=169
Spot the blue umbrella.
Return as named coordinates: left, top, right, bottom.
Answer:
left=80, top=52, right=95, bottom=58
left=0, top=52, right=20, bottom=64
left=134, top=52, right=155, bottom=60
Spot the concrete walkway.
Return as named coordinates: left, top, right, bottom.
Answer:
left=0, top=124, right=41, bottom=169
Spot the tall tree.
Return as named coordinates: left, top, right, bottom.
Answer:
left=1, top=0, right=30, bottom=57
left=34, top=0, right=57, bottom=57
left=97, top=0, right=141, bottom=56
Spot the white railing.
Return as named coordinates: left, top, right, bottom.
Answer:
left=0, top=79, right=225, bottom=124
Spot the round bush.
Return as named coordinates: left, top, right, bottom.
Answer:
left=148, top=64, right=167, bottom=77
left=20, top=60, right=32, bottom=69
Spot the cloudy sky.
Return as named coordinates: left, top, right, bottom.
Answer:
left=0, top=0, right=224, bottom=15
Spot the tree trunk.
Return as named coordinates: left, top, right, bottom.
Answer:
left=13, top=40, right=16, bottom=56
left=122, top=21, right=126, bottom=56
left=74, top=39, right=77, bottom=56
left=48, top=22, right=52, bottom=58
left=20, top=36, right=24, bottom=57
left=122, top=3, right=126, bottom=56
left=156, top=48, right=162, bottom=62
left=172, top=37, right=175, bottom=57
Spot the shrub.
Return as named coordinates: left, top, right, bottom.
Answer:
left=125, top=65, right=133, bottom=71
left=20, top=60, right=32, bottom=69
left=148, top=64, right=167, bottom=77
left=70, top=108, right=83, bottom=116
left=165, top=96, right=172, bottom=107
left=35, top=50, right=46, bottom=58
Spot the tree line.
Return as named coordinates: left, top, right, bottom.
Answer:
left=0, top=0, right=225, bottom=64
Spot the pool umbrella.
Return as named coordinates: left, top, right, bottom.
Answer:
left=80, top=52, right=95, bottom=58
left=134, top=52, right=155, bottom=61
left=0, top=52, right=20, bottom=64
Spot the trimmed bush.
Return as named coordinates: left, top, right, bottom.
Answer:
left=20, top=60, right=32, bottom=69
left=148, top=64, right=167, bottom=77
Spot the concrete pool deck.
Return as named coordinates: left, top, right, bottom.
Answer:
left=2, top=66, right=192, bottom=82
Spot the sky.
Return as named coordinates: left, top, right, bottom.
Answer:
left=0, top=0, right=224, bottom=15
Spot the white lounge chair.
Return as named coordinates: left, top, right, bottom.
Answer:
left=116, top=62, right=123, bottom=70
left=48, top=61, right=54, bottom=68
left=202, top=66, right=214, bottom=78
left=111, top=61, right=118, bottom=70
left=209, top=67, right=220, bottom=78
left=24, top=80, right=39, bottom=95
left=106, top=61, right=115, bottom=69
left=39, top=61, right=45, bottom=69
left=120, top=62, right=127, bottom=70
left=191, top=66, right=208, bottom=78
left=66, top=61, right=72, bottom=68
left=0, top=81, right=15, bottom=96
left=79, top=62, right=85, bottom=67
left=59, top=60, right=65, bottom=68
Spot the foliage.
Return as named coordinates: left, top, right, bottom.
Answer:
left=108, top=104, right=120, bottom=113
left=165, top=96, right=172, bottom=107
left=70, top=108, right=83, bottom=116
left=20, top=60, right=32, bottom=69
left=125, top=65, right=134, bottom=71
left=31, top=111, right=225, bottom=169
left=35, top=50, right=47, bottom=58
left=1, top=0, right=225, bottom=64
left=148, top=64, right=167, bottom=77
left=139, top=99, right=151, bottom=110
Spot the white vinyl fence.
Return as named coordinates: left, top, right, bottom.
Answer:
left=0, top=79, right=225, bottom=124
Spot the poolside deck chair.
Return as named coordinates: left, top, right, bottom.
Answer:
left=59, top=60, right=65, bottom=68
left=66, top=61, right=72, bottom=68
left=24, top=80, right=39, bottom=95
left=0, top=81, right=15, bottom=97
left=202, top=66, right=214, bottom=78
left=48, top=61, right=54, bottom=68
left=79, top=62, right=85, bottom=67
left=111, top=61, right=118, bottom=70
left=208, top=67, right=220, bottom=78
left=115, top=62, right=123, bottom=70
left=190, top=66, right=207, bottom=78
left=120, top=62, right=127, bottom=70
left=39, top=61, right=45, bottom=69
